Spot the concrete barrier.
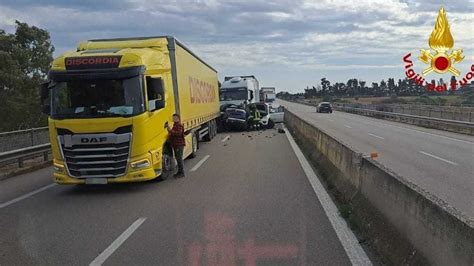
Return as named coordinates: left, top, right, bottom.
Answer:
left=285, top=110, right=474, bottom=265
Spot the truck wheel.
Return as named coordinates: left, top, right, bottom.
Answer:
left=209, top=121, right=215, bottom=139
left=203, top=122, right=212, bottom=141
left=160, top=147, right=174, bottom=180
left=190, top=132, right=198, bottom=158
left=212, top=120, right=217, bottom=137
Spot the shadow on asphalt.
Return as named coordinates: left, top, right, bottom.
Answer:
left=57, top=178, right=165, bottom=196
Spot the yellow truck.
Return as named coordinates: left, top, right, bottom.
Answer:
left=40, top=36, right=220, bottom=184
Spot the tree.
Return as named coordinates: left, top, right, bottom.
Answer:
left=371, top=82, right=380, bottom=96
left=449, top=76, right=457, bottom=95
left=0, top=21, right=54, bottom=131
left=387, top=78, right=396, bottom=96
left=359, top=80, right=366, bottom=95
left=380, top=80, right=387, bottom=96
left=346, top=78, right=358, bottom=97
left=321, top=78, right=330, bottom=96
left=304, top=86, right=317, bottom=98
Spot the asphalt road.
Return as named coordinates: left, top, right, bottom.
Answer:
left=0, top=129, right=369, bottom=265
left=280, top=100, right=474, bottom=219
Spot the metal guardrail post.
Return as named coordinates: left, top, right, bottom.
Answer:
left=30, top=128, right=35, bottom=146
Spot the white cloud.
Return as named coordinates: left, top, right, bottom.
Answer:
left=0, top=0, right=473, bottom=91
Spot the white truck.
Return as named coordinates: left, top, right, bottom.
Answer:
left=220, top=76, right=259, bottom=106
left=260, top=87, right=276, bottom=103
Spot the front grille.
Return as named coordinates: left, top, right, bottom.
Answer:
left=59, top=133, right=131, bottom=178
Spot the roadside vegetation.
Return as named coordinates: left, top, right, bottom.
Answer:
left=0, top=21, right=54, bottom=132
left=278, top=77, right=474, bottom=107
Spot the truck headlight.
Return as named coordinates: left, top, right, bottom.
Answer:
left=53, top=163, right=65, bottom=173
left=130, top=159, right=151, bottom=169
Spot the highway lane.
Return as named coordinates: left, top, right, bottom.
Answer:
left=280, top=100, right=474, bottom=219
left=0, top=130, right=368, bottom=265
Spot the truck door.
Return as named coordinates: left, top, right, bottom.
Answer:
left=144, top=76, right=173, bottom=166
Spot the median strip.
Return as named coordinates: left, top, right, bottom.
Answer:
left=90, top=217, right=147, bottom=266
left=190, top=155, right=210, bottom=172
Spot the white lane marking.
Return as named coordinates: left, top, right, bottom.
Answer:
left=326, top=118, right=335, bottom=122
left=221, top=135, right=230, bottom=142
left=419, top=151, right=459, bottom=166
left=90, top=217, right=147, bottom=266
left=344, top=125, right=352, bottom=129
left=190, top=155, right=210, bottom=172
left=368, top=133, right=385, bottom=140
left=389, top=124, right=474, bottom=145
left=283, top=126, right=372, bottom=265
left=0, top=183, right=56, bottom=209
left=335, top=110, right=474, bottom=145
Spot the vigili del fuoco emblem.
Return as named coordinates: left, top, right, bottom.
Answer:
left=418, top=7, right=464, bottom=76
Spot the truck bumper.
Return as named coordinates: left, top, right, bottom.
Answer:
left=53, top=164, right=158, bottom=185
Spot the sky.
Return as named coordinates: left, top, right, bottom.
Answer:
left=0, top=0, right=473, bottom=93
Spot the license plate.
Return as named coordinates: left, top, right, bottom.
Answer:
left=85, top=178, right=108, bottom=185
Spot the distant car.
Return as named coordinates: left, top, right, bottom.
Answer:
left=316, top=102, right=333, bottom=113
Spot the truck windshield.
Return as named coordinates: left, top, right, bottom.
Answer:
left=51, top=76, right=145, bottom=119
left=220, top=87, right=247, bottom=101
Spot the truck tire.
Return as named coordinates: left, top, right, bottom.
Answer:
left=190, top=132, right=198, bottom=158
left=211, top=120, right=217, bottom=138
left=203, top=122, right=212, bottom=141
left=160, top=146, right=175, bottom=180
left=209, top=121, right=214, bottom=139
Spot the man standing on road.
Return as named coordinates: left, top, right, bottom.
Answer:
left=167, top=114, right=185, bottom=178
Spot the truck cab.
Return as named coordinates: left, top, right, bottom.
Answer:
left=219, top=76, right=259, bottom=106
left=260, top=87, right=276, bottom=104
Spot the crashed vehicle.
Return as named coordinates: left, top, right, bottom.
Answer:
left=224, top=105, right=249, bottom=131
left=219, top=102, right=283, bottom=131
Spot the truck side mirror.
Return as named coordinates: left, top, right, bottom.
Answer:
left=249, top=91, right=254, bottom=101
left=40, top=82, right=50, bottom=115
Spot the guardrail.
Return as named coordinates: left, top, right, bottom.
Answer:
left=335, top=106, right=474, bottom=135
left=0, top=143, right=51, bottom=168
left=333, top=102, right=474, bottom=122
left=0, top=127, right=49, bottom=153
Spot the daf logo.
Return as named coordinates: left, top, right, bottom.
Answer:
left=81, top=137, right=107, bottom=143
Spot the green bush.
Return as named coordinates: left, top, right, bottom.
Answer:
left=379, top=96, right=407, bottom=104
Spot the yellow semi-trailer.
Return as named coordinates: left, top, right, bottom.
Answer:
left=40, top=36, right=219, bottom=184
